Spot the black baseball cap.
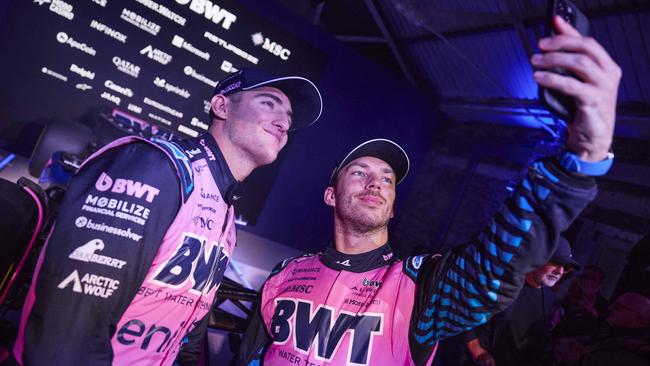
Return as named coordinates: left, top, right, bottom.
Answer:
left=329, top=139, right=410, bottom=186
left=214, top=68, right=323, bottom=130
left=552, top=237, right=581, bottom=271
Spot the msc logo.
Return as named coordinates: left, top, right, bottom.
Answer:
left=251, top=32, right=291, bottom=61
left=191, top=216, right=214, bottom=230
left=151, top=234, right=229, bottom=295
left=95, top=172, right=160, bottom=203
left=271, top=299, right=383, bottom=365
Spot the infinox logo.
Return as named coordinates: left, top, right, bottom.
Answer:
left=95, top=172, right=160, bottom=203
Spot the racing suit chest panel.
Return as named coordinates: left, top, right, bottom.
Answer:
left=105, top=139, right=236, bottom=365
left=261, top=256, right=419, bottom=365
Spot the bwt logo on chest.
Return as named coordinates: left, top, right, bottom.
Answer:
left=95, top=172, right=160, bottom=203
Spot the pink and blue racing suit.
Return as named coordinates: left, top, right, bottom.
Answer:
left=239, top=158, right=598, bottom=365
left=15, top=133, right=238, bottom=365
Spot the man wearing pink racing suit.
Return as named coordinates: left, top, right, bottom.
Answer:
left=239, top=17, right=621, bottom=366
left=13, top=68, right=323, bottom=365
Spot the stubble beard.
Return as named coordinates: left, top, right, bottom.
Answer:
left=336, top=194, right=391, bottom=236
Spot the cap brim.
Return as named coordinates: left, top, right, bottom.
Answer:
left=243, top=76, right=322, bottom=130
left=330, top=139, right=410, bottom=185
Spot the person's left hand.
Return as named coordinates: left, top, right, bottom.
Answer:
left=532, top=15, right=621, bottom=162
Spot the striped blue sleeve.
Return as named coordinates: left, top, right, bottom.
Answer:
left=406, top=158, right=597, bottom=365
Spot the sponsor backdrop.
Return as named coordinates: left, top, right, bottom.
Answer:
left=0, top=0, right=327, bottom=224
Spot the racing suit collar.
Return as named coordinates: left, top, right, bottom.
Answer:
left=198, top=133, right=240, bottom=205
left=321, top=242, right=396, bottom=273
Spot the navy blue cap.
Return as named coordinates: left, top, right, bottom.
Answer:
left=329, top=139, right=410, bottom=186
left=552, top=237, right=581, bottom=271
left=214, top=68, right=322, bottom=130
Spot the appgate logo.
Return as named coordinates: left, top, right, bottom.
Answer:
left=113, top=56, right=141, bottom=78
left=251, top=32, right=291, bottom=61
left=95, top=172, right=160, bottom=203
left=69, top=238, right=127, bottom=269
left=183, top=66, right=217, bottom=87
left=172, top=35, right=210, bottom=61
left=121, top=8, right=160, bottom=36
left=154, top=76, right=191, bottom=99
left=56, top=32, right=96, bottom=56
left=57, top=269, right=120, bottom=298
left=90, top=19, right=127, bottom=43
left=174, top=0, right=236, bottom=30
left=70, top=64, right=95, bottom=80
left=140, top=45, right=172, bottom=65
left=34, top=0, right=74, bottom=20
left=105, top=80, right=134, bottom=97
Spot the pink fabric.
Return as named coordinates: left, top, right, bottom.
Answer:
left=261, top=255, right=435, bottom=365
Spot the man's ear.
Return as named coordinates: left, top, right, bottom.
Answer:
left=324, top=186, right=336, bottom=207
left=210, top=94, right=228, bottom=120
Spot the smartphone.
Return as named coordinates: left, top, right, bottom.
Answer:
left=539, top=0, right=591, bottom=122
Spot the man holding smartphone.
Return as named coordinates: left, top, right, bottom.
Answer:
left=238, top=15, right=621, bottom=366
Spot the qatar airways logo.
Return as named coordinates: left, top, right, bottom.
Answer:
left=95, top=172, right=160, bottom=203
left=112, top=56, right=140, bottom=78
left=174, top=0, right=236, bottom=30
left=56, top=32, right=96, bottom=56
left=251, top=32, right=291, bottom=61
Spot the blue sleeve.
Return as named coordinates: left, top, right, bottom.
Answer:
left=405, top=158, right=597, bottom=365
left=21, top=142, right=181, bottom=365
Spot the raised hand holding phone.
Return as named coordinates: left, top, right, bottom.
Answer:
left=533, top=13, right=621, bottom=166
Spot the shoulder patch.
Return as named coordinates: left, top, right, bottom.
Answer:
left=403, top=254, right=442, bottom=282
left=150, top=138, right=194, bottom=203
left=269, top=252, right=320, bottom=279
